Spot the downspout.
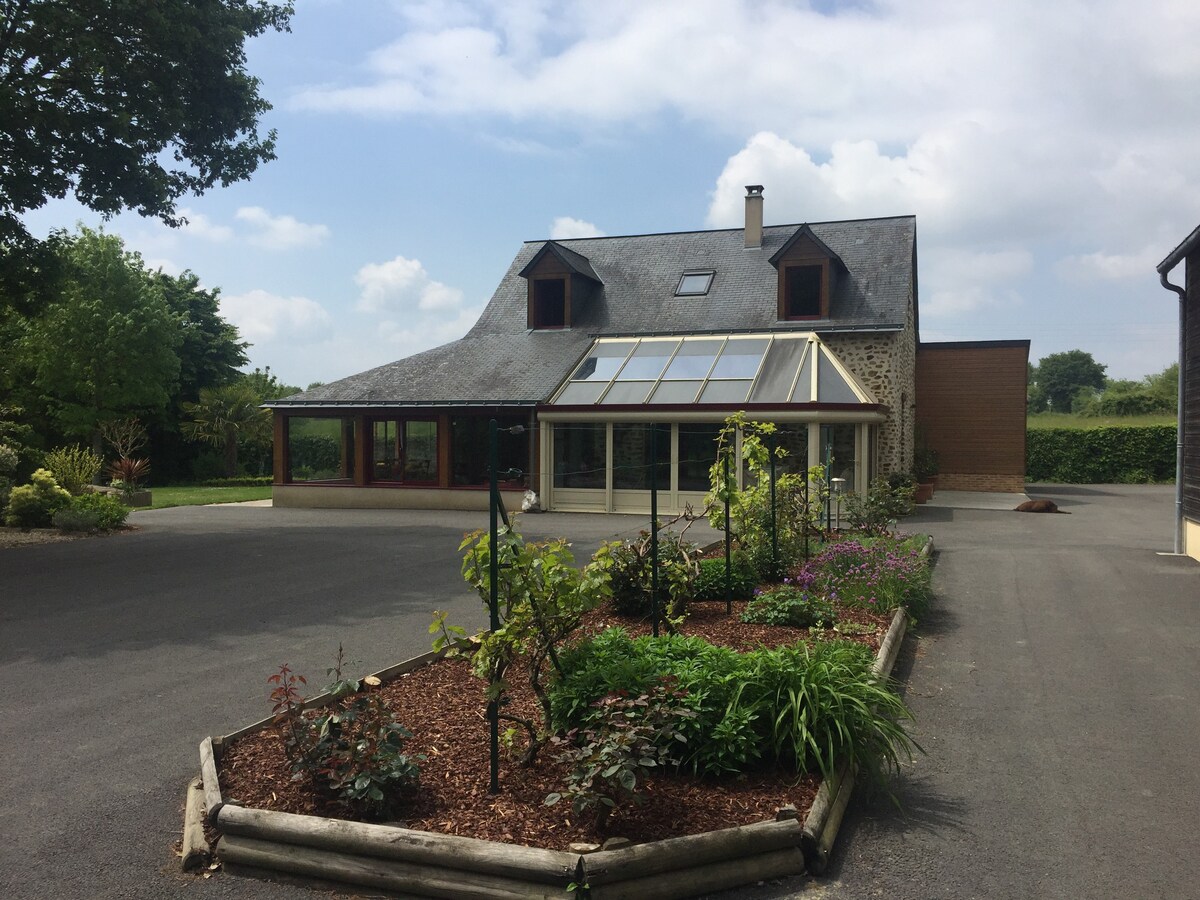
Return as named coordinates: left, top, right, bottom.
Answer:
left=1158, top=270, right=1186, bottom=556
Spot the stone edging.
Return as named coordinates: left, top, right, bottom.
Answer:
left=194, top=542, right=926, bottom=897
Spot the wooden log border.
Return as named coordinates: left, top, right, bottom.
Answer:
left=199, top=540, right=927, bottom=898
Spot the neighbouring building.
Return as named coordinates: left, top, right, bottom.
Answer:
left=266, top=187, right=1028, bottom=513
left=1157, top=226, right=1198, bottom=562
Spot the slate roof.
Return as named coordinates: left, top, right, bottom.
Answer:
left=272, top=215, right=916, bottom=408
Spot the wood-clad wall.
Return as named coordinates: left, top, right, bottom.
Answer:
left=915, top=341, right=1030, bottom=491
left=1184, top=252, right=1199, bottom=521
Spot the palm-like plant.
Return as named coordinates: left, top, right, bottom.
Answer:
left=182, top=384, right=271, bottom=477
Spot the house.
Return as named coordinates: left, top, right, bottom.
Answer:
left=1156, top=226, right=1198, bottom=561
left=266, top=187, right=1028, bottom=512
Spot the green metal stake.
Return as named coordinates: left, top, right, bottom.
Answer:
left=650, top=422, right=659, bottom=638
left=724, top=451, right=732, bottom=616
left=487, top=419, right=500, bottom=795
left=769, top=432, right=778, bottom=579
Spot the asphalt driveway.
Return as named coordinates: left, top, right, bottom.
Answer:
left=1, top=487, right=1196, bottom=899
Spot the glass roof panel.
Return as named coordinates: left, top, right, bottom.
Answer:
left=749, top=338, right=807, bottom=404
left=662, top=339, right=723, bottom=379
left=710, top=338, right=769, bottom=379
left=699, top=379, right=753, bottom=404
left=648, top=380, right=703, bottom=404
left=793, top=348, right=815, bottom=402
left=817, top=351, right=862, bottom=403
left=555, top=381, right=608, bottom=405
left=617, top=341, right=678, bottom=380
left=600, top=381, right=655, bottom=404
left=570, top=341, right=636, bottom=381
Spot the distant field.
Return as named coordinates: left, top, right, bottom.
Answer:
left=149, top=485, right=273, bottom=509
left=1027, top=413, right=1176, bottom=430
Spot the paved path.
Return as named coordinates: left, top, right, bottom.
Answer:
left=0, top=506, right=712, bottom=900
left=765, top=483, right=1199, bottom=899
left=2, top=488, right=1196, bottom=898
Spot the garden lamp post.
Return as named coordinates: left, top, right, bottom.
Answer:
left=831, top=477, right=847, bottom=532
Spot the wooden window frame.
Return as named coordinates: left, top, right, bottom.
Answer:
left=778, top=260, right=830, bottom=321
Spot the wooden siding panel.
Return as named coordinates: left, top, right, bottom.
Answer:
left=915, top=345, right=1029, bottom=479
left=1184, top=251, right=1200, bottom=519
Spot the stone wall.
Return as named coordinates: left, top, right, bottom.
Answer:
left=825, top=302, right=916, bottom=476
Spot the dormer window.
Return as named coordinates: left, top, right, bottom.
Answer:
left=783, top=264, right=822, bottom=318
left=769, top=224, right=844, bottom=322
left=531, top=278, right=567, bottom=328
left=519, top=240, right=603, bottom=331
left=675, top=271, right=714, bottom=296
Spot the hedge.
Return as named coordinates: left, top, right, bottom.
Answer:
left=1026, top=425, right=1176, bottom=483
left=194, top=476, right=274, bottom=488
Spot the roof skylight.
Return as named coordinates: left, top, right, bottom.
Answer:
left=675, top=271, right=714, bottom=296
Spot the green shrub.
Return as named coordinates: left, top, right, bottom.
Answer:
left=5, top=469, right=71, bottom=528
left=43, top=445, right=103, bottom=495
left=1026, top=425, right=1176, bottom=483
left=692, top=553, right=758, bottom=602
left=604, top=528, right=699, bottom=620
left=53, top=493, right=130, bottom=532
left=843, top=476, right=914, bottom=534
left=549, top=628, right=918, bottom=784
left=741, top=584, right=837, bottom=628
left=546, top=679, right=696, bottom=827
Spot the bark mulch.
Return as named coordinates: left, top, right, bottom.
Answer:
left=216, top=599, right=891, bottom=851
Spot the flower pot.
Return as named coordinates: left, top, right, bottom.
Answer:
left=913, top=483, right=934, bottom=505
left=121, top=490, right=152, bottom=508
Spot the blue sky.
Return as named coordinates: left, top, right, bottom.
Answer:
left=21, top=0, right=1200, bottom=387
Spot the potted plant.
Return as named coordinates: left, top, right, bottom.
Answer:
left=912, top=447, right=938, bottom=504
left=106, top=457, right=152, bottom=507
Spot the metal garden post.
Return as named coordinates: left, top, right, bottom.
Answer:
left=769, top=432, right=778, bottom=577
left=724, top=450, right=732, bottom=615
left=487, top=419, right=500, bottom=795
left=650, top=423, right=659, bottom=638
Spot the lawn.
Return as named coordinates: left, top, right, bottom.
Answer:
left=150, top=485, right=272, bottom=509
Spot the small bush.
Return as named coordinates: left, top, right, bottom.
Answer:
left=106, top=457, right=150, bottom=491
left=53, top=492, right=130, bottom=532
left=742, top=584, right=837, bottom=629
left=843, top=476, right=914, bottom=534
left=546, top=679, right=695, bottom=827
left=5, top=469, right=71, bottom=528
left=269, top=664, right=421, bottom=820
left=44, top=445, right=103, bottom=495
left=550, top=629, right=918, bottom=784
left=692, top=553, right=758, bottom=602
left=605, top=529, right=699, bottom=620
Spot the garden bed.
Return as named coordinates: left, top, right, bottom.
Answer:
left=199, top=526, right=931, bottom=898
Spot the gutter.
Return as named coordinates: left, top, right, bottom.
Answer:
left=1156, top=248, right=1190, bottom=557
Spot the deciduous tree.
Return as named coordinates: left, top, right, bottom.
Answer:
left=0, top=0, right=293, bottom=288
left=1031, top=350, right=1107, bottom=413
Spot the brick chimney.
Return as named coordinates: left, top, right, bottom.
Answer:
left=744, top=185, right=764, bottom=248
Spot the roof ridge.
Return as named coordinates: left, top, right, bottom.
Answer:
left=524, top=214, right=916, bottom=245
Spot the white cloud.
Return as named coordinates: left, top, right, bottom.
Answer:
left=176, top=208, right=233, bottom=242
left=219, top=289, right=332, bottom=342
left=355, top=255, right=464, bottom=313
left=235, top=207, right=331, bottom=250
left=1057, top=247, right=1166, bottom=282
left=550, top=217, right=605, bottom=239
